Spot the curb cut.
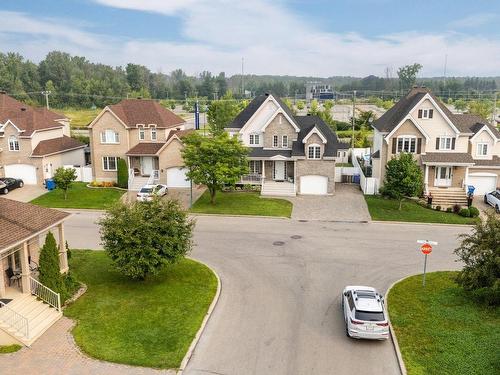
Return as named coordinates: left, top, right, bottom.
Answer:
left=385, top=277, right=410, bottom=375
left=371, top=220, right=475, bottom=228
left=177, top=259, right=222, bottom=374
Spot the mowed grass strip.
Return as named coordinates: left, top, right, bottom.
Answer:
left=62, top=107, right=102, bottom=127
left=365, top=196, right=478, bottom=224
left=388, top=272, right=500, bottom=375
left=190, top=191, right=293, bottom=217
left=31, top=182, right=124, bottom=209
left=64, top=251, right=217, bottom=369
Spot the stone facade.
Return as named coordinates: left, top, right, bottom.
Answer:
left=296, top=159, right=336, bottom=194
left=262, top=114, right=297, bottom=149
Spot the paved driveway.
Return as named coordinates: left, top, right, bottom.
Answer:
left=125, top=186, right=206, bottom=209
left=0, top=184, right=46, bottom=202
left=289, top=183, right=371, bottom=222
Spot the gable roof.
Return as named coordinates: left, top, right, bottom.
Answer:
left=0, top=198, right=70, bottom=252
left=31, top=135, right=85, bottom=157
left=126, top=142, right=166, bottom=156
left=166, top=128, right=194, bottom=141
left=451, top=114, right=500, bottom=139
left=0, top=92, right=67, bottom=136
left=107, top=99, right=185, bottom=129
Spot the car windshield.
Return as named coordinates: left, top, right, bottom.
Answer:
left=140, top=188, right=153, bottom=193
left=355, top=310, right=385, bottom=321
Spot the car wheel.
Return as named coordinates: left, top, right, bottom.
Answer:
left=19, top=182, right=24, bottom=188
left=3, top=188, right=8, bottom=194
left=345, top=322, right=350, bottom=337
left=484, top=195, right=488, bottom=203
left=496, top=205, right=500, bottom=214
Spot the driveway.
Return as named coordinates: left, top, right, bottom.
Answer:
left=0, top=184, right=46, bottom=202
left=124, top=186, right=206, bottom=209
left=289, top=183, right=371, bottom=222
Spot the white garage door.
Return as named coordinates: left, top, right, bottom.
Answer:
left=4, top=164, right=37, bottom=185
left=468, top=173, right=498, bottom=195
left=167, top=167, right=190, bottom=188
left=300, top=175, right=328, bottom=195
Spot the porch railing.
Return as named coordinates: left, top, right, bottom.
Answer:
left=147, top=170, right=160, bottom=185
left=240, top=173, right=263, bottom=184
left=0, top=301, right=29, bottom=339
left=30, top=277, right=61, bottom=312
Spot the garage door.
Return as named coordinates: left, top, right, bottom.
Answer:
left=4, top=164, right=37, bottom=185
left=167, top=167, right=190, bottom=188
left=300, top=175, right=328, bottom=195
left=468, top=173, right=498, bottom=195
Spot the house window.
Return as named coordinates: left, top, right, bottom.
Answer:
left=249, top=160, right=262, bottom=174
left=282, top=135, right=288, bottom=148
left=102, top=156, right=118, bottom=171
left=249, top=134, right=260, bottom=145
left=273, top=135, right=279, bottom=148
left=439, top=137, right=453, bottom=150
left=397, top=136, right=416, bottom=153
left=477, top=143, right=488, bottom=156
left=8, top=136, right=19, bottom=151
left=100, top=129, right=119, bottom=144
left=139, top=127, right=145, bottom=140
left=418, top=109, right=434, bottom=119
left=151, top=127, right=157, bottom=141
left=308, top=144, right=321, bottom=159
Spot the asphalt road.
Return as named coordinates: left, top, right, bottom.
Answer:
left=64, top=211, right=469, bottom=375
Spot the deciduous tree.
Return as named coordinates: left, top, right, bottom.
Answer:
left=53, top=167, right=77, bottom=200
left=397, top=63, right=423, bottom=90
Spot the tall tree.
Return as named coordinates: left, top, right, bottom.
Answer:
left=207, top=91, right=240, bottom=135
left=397, top=63, right=423, bottom=90
left=53, top=167, right=77, bottom=200
left=38, top=232, right=66, bottom=295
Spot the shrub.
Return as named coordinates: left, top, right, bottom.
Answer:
left=116, top=158, right=128, bottom=189
left=459, top=208, right=470, bottom=217
left=435, top=205, right=441, bottom=211
left=38, top=232, right=66, bottom=297
left=453, top=204, right=461, bottom=214
left=53, top=167, right=77, bottom=200
left=426, top=203, right=432, bottom=209
left=446, top=207, right=452, bottom=213
left=468, top=206, right=480, bottom=218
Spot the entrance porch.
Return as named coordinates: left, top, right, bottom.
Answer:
left=240, top=159, right=296, bottom=196
left=127, top=156, right=160, bottom=191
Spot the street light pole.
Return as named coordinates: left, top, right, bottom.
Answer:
left=351, top=90, right=356, bottom=149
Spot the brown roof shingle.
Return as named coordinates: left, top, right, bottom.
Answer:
left=166, top=128, right=194, bottom=141
left=32, top=135, right=85, bottom=157
left=126, top=142, right=166, bottom=155
left=108, top=99, right=185, bottom=129
left=421, top=152, right=475, bottom=164
left=0, top=198, right=70, bottom=251
left=473, top=156, right=500, bottom=167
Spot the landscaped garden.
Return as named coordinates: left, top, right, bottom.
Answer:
left=388, top=272, right=500, bottom=375
left=190, top=191, right=293, bottom=217
left=364, top=196, right=479, bottom=224
left=31, top=182, right=124, bottom=209
left=64, top=250, right=217, bottom=369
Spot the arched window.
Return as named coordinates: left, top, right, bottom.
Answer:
left=8, top=136, right=19, bottom=151
left=307, top=144, right=321, bottom=159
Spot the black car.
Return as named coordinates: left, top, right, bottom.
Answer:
left=0, top=177, right=24, bottom=194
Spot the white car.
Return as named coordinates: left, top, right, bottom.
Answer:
left=341, top=286, right=389, bottom=340
left=136, top=184, right=168, bottom=202
left=484, top=190, right=500, bottom=213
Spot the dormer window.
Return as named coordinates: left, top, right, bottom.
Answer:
left=477, top=143, right=488, bottom=156
left=100, top=129, right=119, bottom=144
left=8, top=136, right=19, bottom=151
left=139, top=126, right=145, bottom=141
left=308, top=144, right=321, bottom=159
left=418, top=109, right=434, bottom=119
left=151, top=127, right=157, bottom=141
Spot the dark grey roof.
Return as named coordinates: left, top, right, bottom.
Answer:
left=473, top=156, right=500, bottom=167
left=293, top=115, right=346, bottom=157
left=227, top=94, right=268, bottom=129
left=248, top=148, right=292, bottom=158
left=450, top=114, right=500, bottom=138
left=421, top=152, right=474, bottom=164
left=371, top=150, right=380, bottom=159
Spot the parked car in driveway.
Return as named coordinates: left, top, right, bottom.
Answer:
left=136, top=184, right=168, bottom=202
left=0, top=177, right=24, bottom=194
left=341, top=286, right=389, bottom=340
left=484, top=190, right=500, bottom=213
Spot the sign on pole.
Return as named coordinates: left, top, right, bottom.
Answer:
left=194, top=101, right=200, bottom=130
left=417, top=240, right=437, bottom=287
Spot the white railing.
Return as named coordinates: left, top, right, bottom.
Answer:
left=147, top=170, right=160, bottom=185
left=128, top=168, right=135, bottom=188
left=240, top=173, right=263, bottom=184
left=30, top=277, right=61, bottom=312
left=0, top=301, right=29, bottom=338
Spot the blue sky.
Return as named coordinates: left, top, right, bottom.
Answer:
left=1, top=0, right=499, bottom=77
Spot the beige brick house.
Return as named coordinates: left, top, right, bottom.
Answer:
left=371, top=87, right=500, bottom=206
left=0, top=92, right=86, bottom=185
left=226, top=93, right=349, bottom=196
left=88, top=98, right=192, bottom=190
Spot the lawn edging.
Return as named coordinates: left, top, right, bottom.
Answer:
left=178, top=258, right=222, bottom=374
left=189, top=212, right=290, bottom=219
left=371, top=220, right=475, bottom=228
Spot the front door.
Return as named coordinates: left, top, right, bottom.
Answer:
left=141, top=157, right=154, bottom=176
left=435, top=166, right=452, bottom=187
left=274, top=161, right=285, bottom=181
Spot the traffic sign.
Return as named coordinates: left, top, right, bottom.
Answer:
left=421, top=243, right=432, bottom=255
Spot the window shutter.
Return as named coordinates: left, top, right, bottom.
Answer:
left=418, top=109, right=423, bottom=118
left=429, top=109, right=433, bottom=118
left=392, top=138, right=397, bottom=154
left=435, top=137, right=440, bottom=150
left=451, top=137, right=455, bottom=150
left=417, top=138, right=422, bottom=154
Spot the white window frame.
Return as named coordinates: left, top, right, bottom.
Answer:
left=8, top=136, right=19, bottom=151
left=151, top=127, right=157, bottom=141
left=249, top=160, right=262, bottom=174
left=419, top=108, right=434, bottom=119
left=249, top=133, right=260, bottom=145
left=307, top=144, right=321, bottom=159
left=397, top=136, right=417, bottom=153
left=139, top=126, right=145, bottom=141
left=273, top=135, right=279, bottom=148
left=476, top=142, right=488, bottom=156
left=102, top=156, right=118, bottom=171
left=282, top=135, right=288, bottom=148
left=100, top=129, right=119, bottom=144
left=439, top=136, right=453, bottom=151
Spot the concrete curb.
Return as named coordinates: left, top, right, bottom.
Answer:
left=371, top=220, right=475, bottom=228
left=189, top=212, right=290, bottom=220
left=177, top=259, right=222, bottom=374
left=63, top=208, right=106, bottom=213
left=385, top=276, right=411, bottom=375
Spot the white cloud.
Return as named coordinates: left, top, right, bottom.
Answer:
left=448, top=13, right=497, bottom=29
left=2, top=3, right=500, bottom=77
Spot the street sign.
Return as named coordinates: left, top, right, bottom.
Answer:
left=421, top=243, right=432, bottom=255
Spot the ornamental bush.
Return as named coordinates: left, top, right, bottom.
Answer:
left=459, top=208, right=470, bottom=217
left=116, top=158, right=128, bottom=189
left=468, top=206, right=480, bottom=218
left=38, top=232, right=66, bottom=296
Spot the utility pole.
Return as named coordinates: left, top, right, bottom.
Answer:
left=443, top=54, right=448, bottom=88
left=492, top=91, right=498, bottom=125
left=241, top=57, right=245, bottom=98
left=41, top=90, right=51, bottom=109
left=351, top=90, right=356, bottom=149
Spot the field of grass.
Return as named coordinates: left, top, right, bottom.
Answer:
left=31, top=182, right=124, bottom=209
left=65, top=251, right=217, bottom=369
left=364, top=196, right=478, bottom=224
left=388, top=272, right=500, bottom=375
left=61, top=107, right=102, bottom=127
left=191, top=191, right=293, bottom=217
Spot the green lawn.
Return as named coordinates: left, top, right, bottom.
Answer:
left=364, top=196, right=478, bottom=224
left=190, top=191, right=293, bottom=217
left=0, top=344, right=22, bottom=354
left=31, top=182, right=124, bottom=209
left=65, top=251, right=217, bottom=369
left=61, top=107, right=102, bottom=127
left=388, top=272, right=500, bottom=375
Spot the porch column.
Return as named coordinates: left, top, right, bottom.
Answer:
left=58, top=223, right=69, bottom=273
left=261, top=160, right=265, bottom=183
left=20, top=241, right=31, bottom=294
left=424, top=164, right=429, bottom=195
left=0, top=258, right=6, bottom=298
left=464, top=166, right=470, bottom=190
left=293, top=161, right=297, bottom=193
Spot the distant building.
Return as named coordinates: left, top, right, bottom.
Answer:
left=305, top=82, right=335, bottom=100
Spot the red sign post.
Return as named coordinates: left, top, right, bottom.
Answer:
left=421, top=243, right=432, bottom=255
left=418, top=242, right=435, bottom=287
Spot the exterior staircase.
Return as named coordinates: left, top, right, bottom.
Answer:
left=0, top=294, right=62, bottom=346
left=261, top=181, right=296, bottom=197
left=129, top=176, right=149, bottom=191
left=428, top=187, right=468, bottom=208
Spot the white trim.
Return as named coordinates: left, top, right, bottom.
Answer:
left=384, top=115, right=430, bottom=144
left=8, top=135, right=20, bottom=151
left=307, top=143, right=321, bottom=159
left=476, top=142, right=489, bottom=157
left=30, top=144, right=86, bottom=158
left=470, top=124, right=499, bottom=143
left=261, top=108, right=301, bottom=132
left=0, top=119, right=24, bottom=133
left=395, top=135, right=417, bottom=154
left=272, top=134, right=279, bottom=148
left=417, top=93, right=460, bottom=133
left=302, top=126, right=327, bottom=144
left=438, top=136, right=454, bottom=151
left=282, top=135, right=288, bottom=148
left=102, top=156, right=118, bottom=171
left=269, top=155, right=289, bottom=161
left=88, top=107, right=129, bottom=129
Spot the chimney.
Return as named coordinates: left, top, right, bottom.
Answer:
left=176, top=127, right=181, bottom=131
